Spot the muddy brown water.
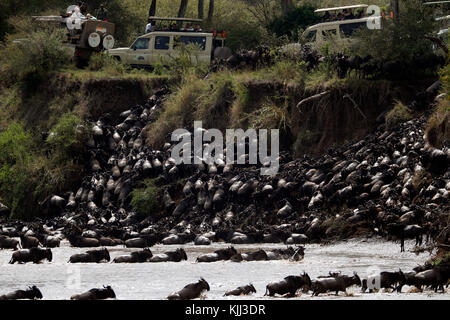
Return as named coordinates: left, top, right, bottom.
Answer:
left=0, top=237, right=448, bottom=300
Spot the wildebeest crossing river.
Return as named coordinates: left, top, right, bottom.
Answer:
left=0, top=238, right=448, bottom=300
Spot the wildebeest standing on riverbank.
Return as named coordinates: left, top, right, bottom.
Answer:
left=9, top=247, right=52, bottom=264
left=167, top=278, right=210, bottom=300
left=71, top=286, right=116, bottom=300
left=0, top=286, right=43, bottom=300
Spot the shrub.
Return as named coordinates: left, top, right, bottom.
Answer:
left=268, top=5, right=320, bottom=41
left=0, top=122, right=36, bottom=219
left=88, top=52, right=127, bottom=75
left=130, top=179, right=160, bottom=218
left=0, top=23, right=70, bottom=87
left=351, top=0, right=437, bottom=65
left=46, top=112, right=87, bottom=162
left=385, top=101, right=413, bottom=130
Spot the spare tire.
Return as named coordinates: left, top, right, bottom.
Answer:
left=103, top=34, right=115, bottom=50
left=88, top=32, right=101, bottom=48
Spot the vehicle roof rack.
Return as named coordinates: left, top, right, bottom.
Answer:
left=148, top=16, right=203, bottom=22
left=424, top=1, right=450, bottom=5
left=315, top=4, right=368, bottom=13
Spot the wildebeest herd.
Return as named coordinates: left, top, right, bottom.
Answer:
left=0, top=46, right=449, bottom=300
left=1, top=263, right=448, bottom=300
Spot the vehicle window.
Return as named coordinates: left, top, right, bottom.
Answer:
left=322, top=28, right=337, bottom=37
left=305, top=30, right=316, bottom=41
left=339, top=22, right=366, bottom=37
left=174, top=36, right=206, bottom=50
left=155, top=36, right=170, bottom=50
left=132, top=38, right=149, bottom=50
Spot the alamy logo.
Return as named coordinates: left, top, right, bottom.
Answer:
left=171, top=121, right=280, bottom=175
left=366, top=5, right=382, bottom=30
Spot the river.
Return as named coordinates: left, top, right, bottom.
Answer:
left=0, top=237, right=448, bottom=300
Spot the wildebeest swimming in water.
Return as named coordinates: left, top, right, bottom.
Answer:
left=69, top=248, right=110, bottom=263
left=19, top=234, right=40, bottom=249
left=9, top=247, right=52, bottom=264
left=167, top=278, right=210, bottom=300
left=71, top=286, right=116, bottom=300
left=361, top=269, right=406, bottom=293
left=274, top=246, right=305, bottom=261
left=196, top=246, right=237, bottom=262
left=224, top=284, right=256, bottom=296
left=67, top=235, right=100, bottom=248
left=312, top=273, right=361, bottom=296
left=265, top=273, right=312, bottom=297
left=148, top=248, right=187, bottom=262
left=113, top=248, right=153, bottom=263
left=0, top=235, right=20, bottom=250
left=0, top=286, right=43, bottom=300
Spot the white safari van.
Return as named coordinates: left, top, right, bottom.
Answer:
left=108, top=17, right=228, bottom=68
left=302, top=4, right=382, bottom=49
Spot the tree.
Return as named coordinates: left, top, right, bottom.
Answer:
left=281, top=0, right=293, bottom=16
left=178, top=0, right=188, bottom=18
left=207, top=0, right=214, bottom=23
left=239, top=0, right=278, bottom=25
left=198, top=0, right=204, bottom=20
left=149, top=0, right=157, bottom=17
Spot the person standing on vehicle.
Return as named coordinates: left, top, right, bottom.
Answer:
left=96, top=4, right=108, bottom=21
left=145, top=19, right=153, bottom=33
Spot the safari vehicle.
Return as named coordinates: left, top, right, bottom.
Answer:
left=32, top=6, right=115, bottom=66
left=107, top=17, right=230, bottom=68
left=302, top=4, right=382, bottom=49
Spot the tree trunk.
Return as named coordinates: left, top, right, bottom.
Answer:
left=178, top=0, right=189, bottom=18
left=207, top=0, right=214, bottom=23
left=392, top=0, right=399, bottom=20
left=148, top=0, right=157, bottom=17
left=281, top=0, right=293, bottom=16
left=198, top=0, right=204, bottom=20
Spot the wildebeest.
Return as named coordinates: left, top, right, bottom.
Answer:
left=113, top=248, right=153, bottom=263
left=149, top=248, right=188, bottom=262
left=0, top=286, right=43, bottom=300
left=20, top=234, right=40, bottom=249
left=196, top=246, right=237, bottom=262
left=67, top=235, right=100, bottom=248
left=9, top=247, right=52, bottom=264
left=0, top=235, right=20, bottom=250
left=266, top=246, right=304, bottom=261
left=42, top=235, right=61, bottom=248
left=387, top=223, right=423, bottom=252
left=167, top=278, right=210, bottom=300
left=264, top=273, right=312, bottom=297
left=71, top=286, right=116, bottom=300
left=124, top=236, right=156, bottom=248
left=361, top=269, right=406, bottom=293
left=240, top=249, right=268, bottom=261
left=224, top=284, right=256, bottom=296
left=69, top=248, right=110, bottom=263
left=412, top=266, right=450, bottom=293
left=99, top=236, right=122, bottom=246
left=312, top=273, right=361, bottom=296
